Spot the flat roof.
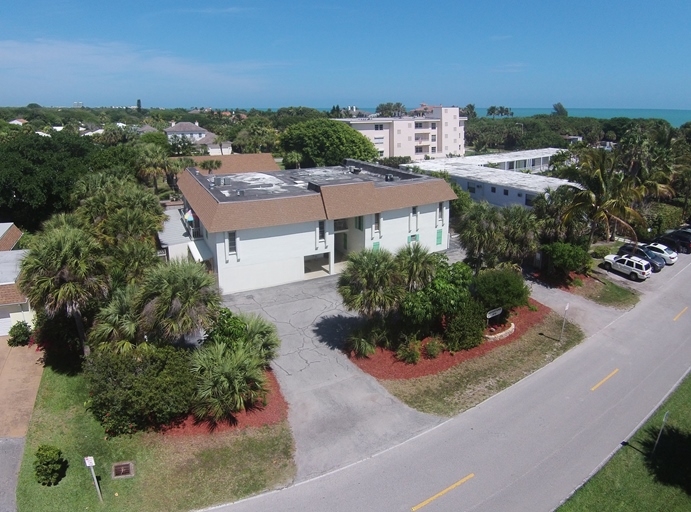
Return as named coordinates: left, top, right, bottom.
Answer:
left=425, top=148, right=564, bottom=167
left=339, top=116, right=442, bottom=123
left=405, top=162, right=574, bottom=194
left=158, top=210, right=193, bottom=248
left=0, top=250, right=27, bottom=284
left=185, top=161, right=435, bottom=204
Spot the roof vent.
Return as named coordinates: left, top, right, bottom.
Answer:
left=385, top=173, right=394, bottom=182
left=352, top=167, right=361, bottom=174
left=237, top=189, right=245, bottom=196
left=209, top=181, right=215, bottom=189
left=193, top=168, right=199, bottom=175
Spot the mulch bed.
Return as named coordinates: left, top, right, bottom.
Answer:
left=350, top=298, right=551, bottom=380
left=164, top=369, right=288, bottom=436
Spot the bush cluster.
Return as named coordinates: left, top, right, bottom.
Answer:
left=33, top=445, right=67, bottom=486
left=590, top=246, right=612, bottom=259
left=7, top=321, right=32, bottom=347
left=542, top=242, right=591, bottom=277
left=473, top=268, right=530, bottom=321
left=444, top=299, right=486, bottom=352
left=84, top=346, right=195, bottom=436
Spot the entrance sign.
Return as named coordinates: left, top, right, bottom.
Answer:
left=486, top=308, right=503, bottom=319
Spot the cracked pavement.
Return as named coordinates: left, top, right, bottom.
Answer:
left=223, top=275, right=445, bottom=482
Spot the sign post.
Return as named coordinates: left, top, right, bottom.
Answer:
left=560, top=303, right=569, bottom=342
left=652, top=411, right=670, bottom=456
left=84, top=456, right=103, bottom=503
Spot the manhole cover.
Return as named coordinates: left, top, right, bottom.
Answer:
left=112, top=462, right=135, bottom=479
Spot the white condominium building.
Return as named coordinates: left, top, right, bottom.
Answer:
left=336, top=106, right=466, bottom=161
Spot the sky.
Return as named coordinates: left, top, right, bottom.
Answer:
left=1, top=0, right=690, bottom=110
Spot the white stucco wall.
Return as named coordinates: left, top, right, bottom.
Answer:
left=452, top=177, right=536, bottom=208
left=203, top=200, right=450, bottom=295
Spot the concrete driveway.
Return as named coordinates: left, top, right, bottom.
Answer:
left=0, top=337, right=44, bottom=512
left=223, top=276, right=445, bottom=482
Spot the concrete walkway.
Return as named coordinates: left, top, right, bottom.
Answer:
left=223, top=276, right=445, bottom=482
left=0, top=337, right=44, bottom=512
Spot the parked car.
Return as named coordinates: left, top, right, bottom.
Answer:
left=657, top=230, right=691, bottom=254
left=652, top=235, right=684, bottom=254
left=642, top=243, right=678, bottom=265
left=603, top=254, right=652, bottom=281
left=617, top=244, right=666, bottom=272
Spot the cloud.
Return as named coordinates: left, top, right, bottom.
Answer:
left=0, top=39, right=290, bottom=105
left=490, top=62, right=526, bottom=73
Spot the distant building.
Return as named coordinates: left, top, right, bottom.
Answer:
left=403, top=149, right=572, bottom=208
left=335, top=106, right=466, bottom=161
left=9, top=119, right=28, bottom=126
left=160, top=159, right=456, bottom=294
left=163, top=121, right=231, bottom=155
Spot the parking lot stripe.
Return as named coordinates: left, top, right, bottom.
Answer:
left=673, top=306, right=688, bottom=322
left=591, top=368, right=619, bottom=392
left=412, top=473, right=475, bottom=511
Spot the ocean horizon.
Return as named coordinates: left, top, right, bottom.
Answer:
left=298, top=106, right=691, bottom=127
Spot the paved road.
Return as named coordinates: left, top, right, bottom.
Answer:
left=223, top=277, right=444, bottom=481
left=211, top=257, right=691, bottom=512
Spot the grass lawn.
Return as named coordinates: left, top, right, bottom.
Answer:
left=559, top=372, right=691, bottom=511
left=382, top=312, right=584, bottom=416
left=17, top=367, right=295, bottom=512
left=573, top=273, right=640, bottom=309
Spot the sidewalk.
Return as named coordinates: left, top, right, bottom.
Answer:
left=0, top=337, right=45, bottom=512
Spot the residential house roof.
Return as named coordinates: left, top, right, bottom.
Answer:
left=0, top=223, right=22, bottom=251
left=188, top=154, right=280, bottom=174
left=177, top=160, right=456, bottom=232
left=0, top=284, right=26, bottom=306
left=0, top=250, right=26, bottom=285
left=9, top=119, right=28, bottom=125
left=137, top=124, right=158, bottom=134
left=164, top=122, right=209, bottom=134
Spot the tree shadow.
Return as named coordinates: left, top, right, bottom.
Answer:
left=313, top=314, right=363, bottom=352
left=639, top=424, right=691, bottom=495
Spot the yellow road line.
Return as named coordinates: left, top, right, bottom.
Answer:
left=673, top=306, right=688, bottom=322
left=591, top=368, right=619, bottom=392
left=412, top=473, right=475, bottom=511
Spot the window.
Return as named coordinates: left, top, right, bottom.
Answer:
left=468, top=184, right=476, bottom=193
left=378, top=150, right=384, bottom=156
left=415, top=122, right=423, bottom=129
left=444, top=122, right=448, bottom=126
left=397, top=129, right=401, bottom=134
left=228, top=231, right=237, bottom=254
left=508, top=161, right=515, bottom=170
left=318, top=221, right=325, bottom=241
left=408, top=234, right=419, bottom=243
left=412, top=206, right=418, bottom=215
left=374, top=136, right=384, bottom=144
left=431, top=147, right=436, bottom=153
left=525, top=195, right=535, bottom=207
left=491, top=186, right=496, bottom=193
left=415, top=147, right=424, bottom=153
left=438, top=202, right=443, bottom=223
left=503, top=189, right=509, bottom=196
left=374, top=124, right=384, bottom=131
left=431, top=123, right=436, bottom=129
left=355, top=216, right=364, bottom=231
left=431, top=134, right=436, bottom=142
left=374, top=213, right=381, bottom=232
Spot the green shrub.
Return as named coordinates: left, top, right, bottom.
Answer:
left=83, top=346, right=195, bottom=436
left=396, top=334, right=421, bottom=364
left=205, top=309, right=280, bottom=366
left=444, top=299, right=485, bottom=351
left=191, top=341, right=268, bottom=422
left=33, top=445, right=67, bottom=486
left=7, top=321, right=32, bottom=347
left=571, top=277, right=584, bottom=287
left=473, top=268, right=530, bottom=319
left=590, top=246, right=612, bottom=259
left=347, top=333, right=377, bottom=358
left=542, top=242, right=591, bottom=276
left=424, top=338, right=444, bottom=359
left=633, top=202, right=683, bottom=241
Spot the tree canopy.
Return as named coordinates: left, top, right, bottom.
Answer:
left=280, top=119, right=378, bottom=167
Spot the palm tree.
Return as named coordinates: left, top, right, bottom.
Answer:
left=89, top=285, right=151, bottom=353
left=18, top=226, right=108, bottom=354
left=501, top=205, right=539, bottom=263
left=199, top=159, right=222, bottom=174
left=456, top=201, right=504, bottom=274
left=191, top=341, right=268, bottom=421
left=337, top=249, right=403, bottom=319
left=236, top=312, right=281, bottom=365
left=136, top=260, right=221, bottom=343
left=532, top=187, right=589, bottom=245
left=395, top=243, right=438, bottom=292
left=136, top=143, right=169, bottom=193
left=214, top=133, right=228, bottom=156
left=562, top=148, right=644, bottom=246
left=109, top=239, right=160, bottom=287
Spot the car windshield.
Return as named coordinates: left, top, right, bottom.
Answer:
left=664, top=247, right=674, bottom=254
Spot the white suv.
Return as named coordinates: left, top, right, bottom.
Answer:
left=603, top=254, right=652, bottom=281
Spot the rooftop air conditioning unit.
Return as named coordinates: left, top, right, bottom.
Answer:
left=223, top=177, right=231, bottom=186
left=385, top=174, right=394, bottom=182
left=352, top=167, right=361, bottom=174
left=214, top=177, right=222, bottom=186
